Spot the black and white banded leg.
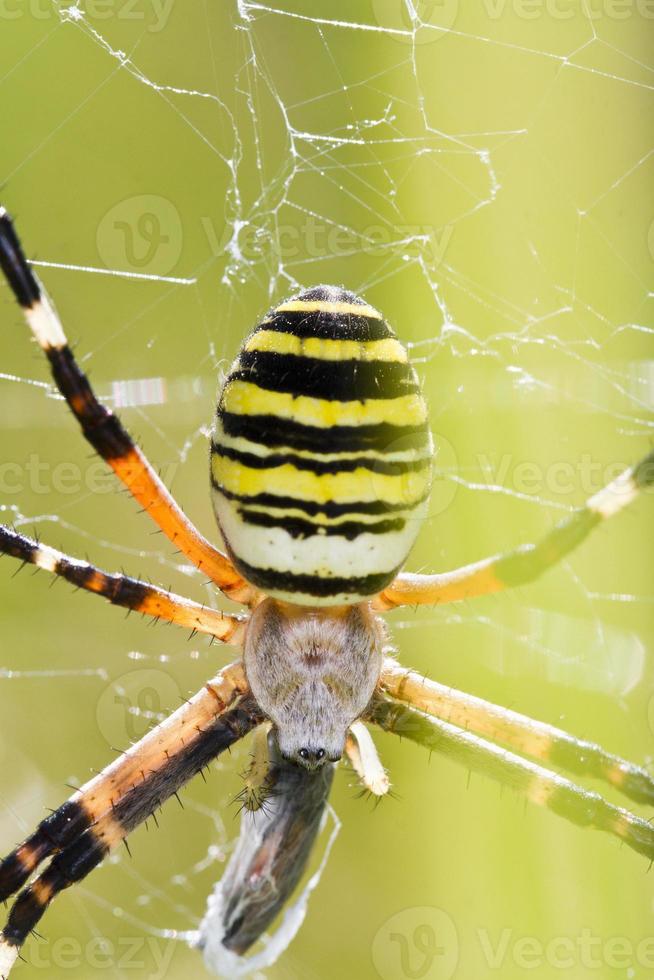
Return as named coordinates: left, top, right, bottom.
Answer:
left=0, top=207, right=254, bottom=604
left=0, top=526, right=247, bottom=644
left=0, top=663, right=262, bottom=977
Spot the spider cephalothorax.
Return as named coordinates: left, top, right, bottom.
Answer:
left=244, top=598, right=385, bottom=768
left=0, top=207, right=653, bottom=979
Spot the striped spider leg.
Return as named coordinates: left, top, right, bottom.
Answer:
left=0, top=531, right=255, bottom=976
left=378, top=659, right=654, bottom=807
left=0, top=208, right=254, bottom=605
left=368, top=455, right=654, bottom=861
left=0, top=686, right=263, bottom=979
left=374, top=447, right=654, bottom=610
left=366, top=693, right=654, bottom=862
left=0, top=525, right=247, bottom=644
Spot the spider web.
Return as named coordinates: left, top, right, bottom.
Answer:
left=0, top=2, right=653, bottom=978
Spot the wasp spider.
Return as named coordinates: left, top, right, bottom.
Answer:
left=0, top=207, right=653, bottom=976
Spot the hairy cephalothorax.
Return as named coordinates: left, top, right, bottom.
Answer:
left=244, top=599, right=385, bottom=768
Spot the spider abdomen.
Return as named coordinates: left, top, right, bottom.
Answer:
left=211, top=285, right=433, bottom=605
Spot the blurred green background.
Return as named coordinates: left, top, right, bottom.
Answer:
left=1, top=3, right=653, bottom=979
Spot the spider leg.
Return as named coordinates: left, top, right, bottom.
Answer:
left=0, top=662, right=262, bottom=972
left=379, top=660, right=653, bottom=806
left=0, top=525, right=247, bottom=644
left=374, top=448, right=654, bottom=609
left=346, top=721, right=390, bottom=797
left=235, top=722, right=274, bottom=812
left=366, top=696, right=654, bottom=862
left=0, top=208, right=255, bottom=605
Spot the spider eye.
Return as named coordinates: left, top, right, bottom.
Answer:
left=296, top=747, right=327, bottom=767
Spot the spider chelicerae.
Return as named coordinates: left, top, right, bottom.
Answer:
left=0, top=206, right=653, bottom=977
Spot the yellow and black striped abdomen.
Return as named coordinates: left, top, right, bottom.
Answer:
left=211, top=285, right=433, bottom=605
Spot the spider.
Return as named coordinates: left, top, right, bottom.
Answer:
left=0, top=206, right=653, bottom=977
